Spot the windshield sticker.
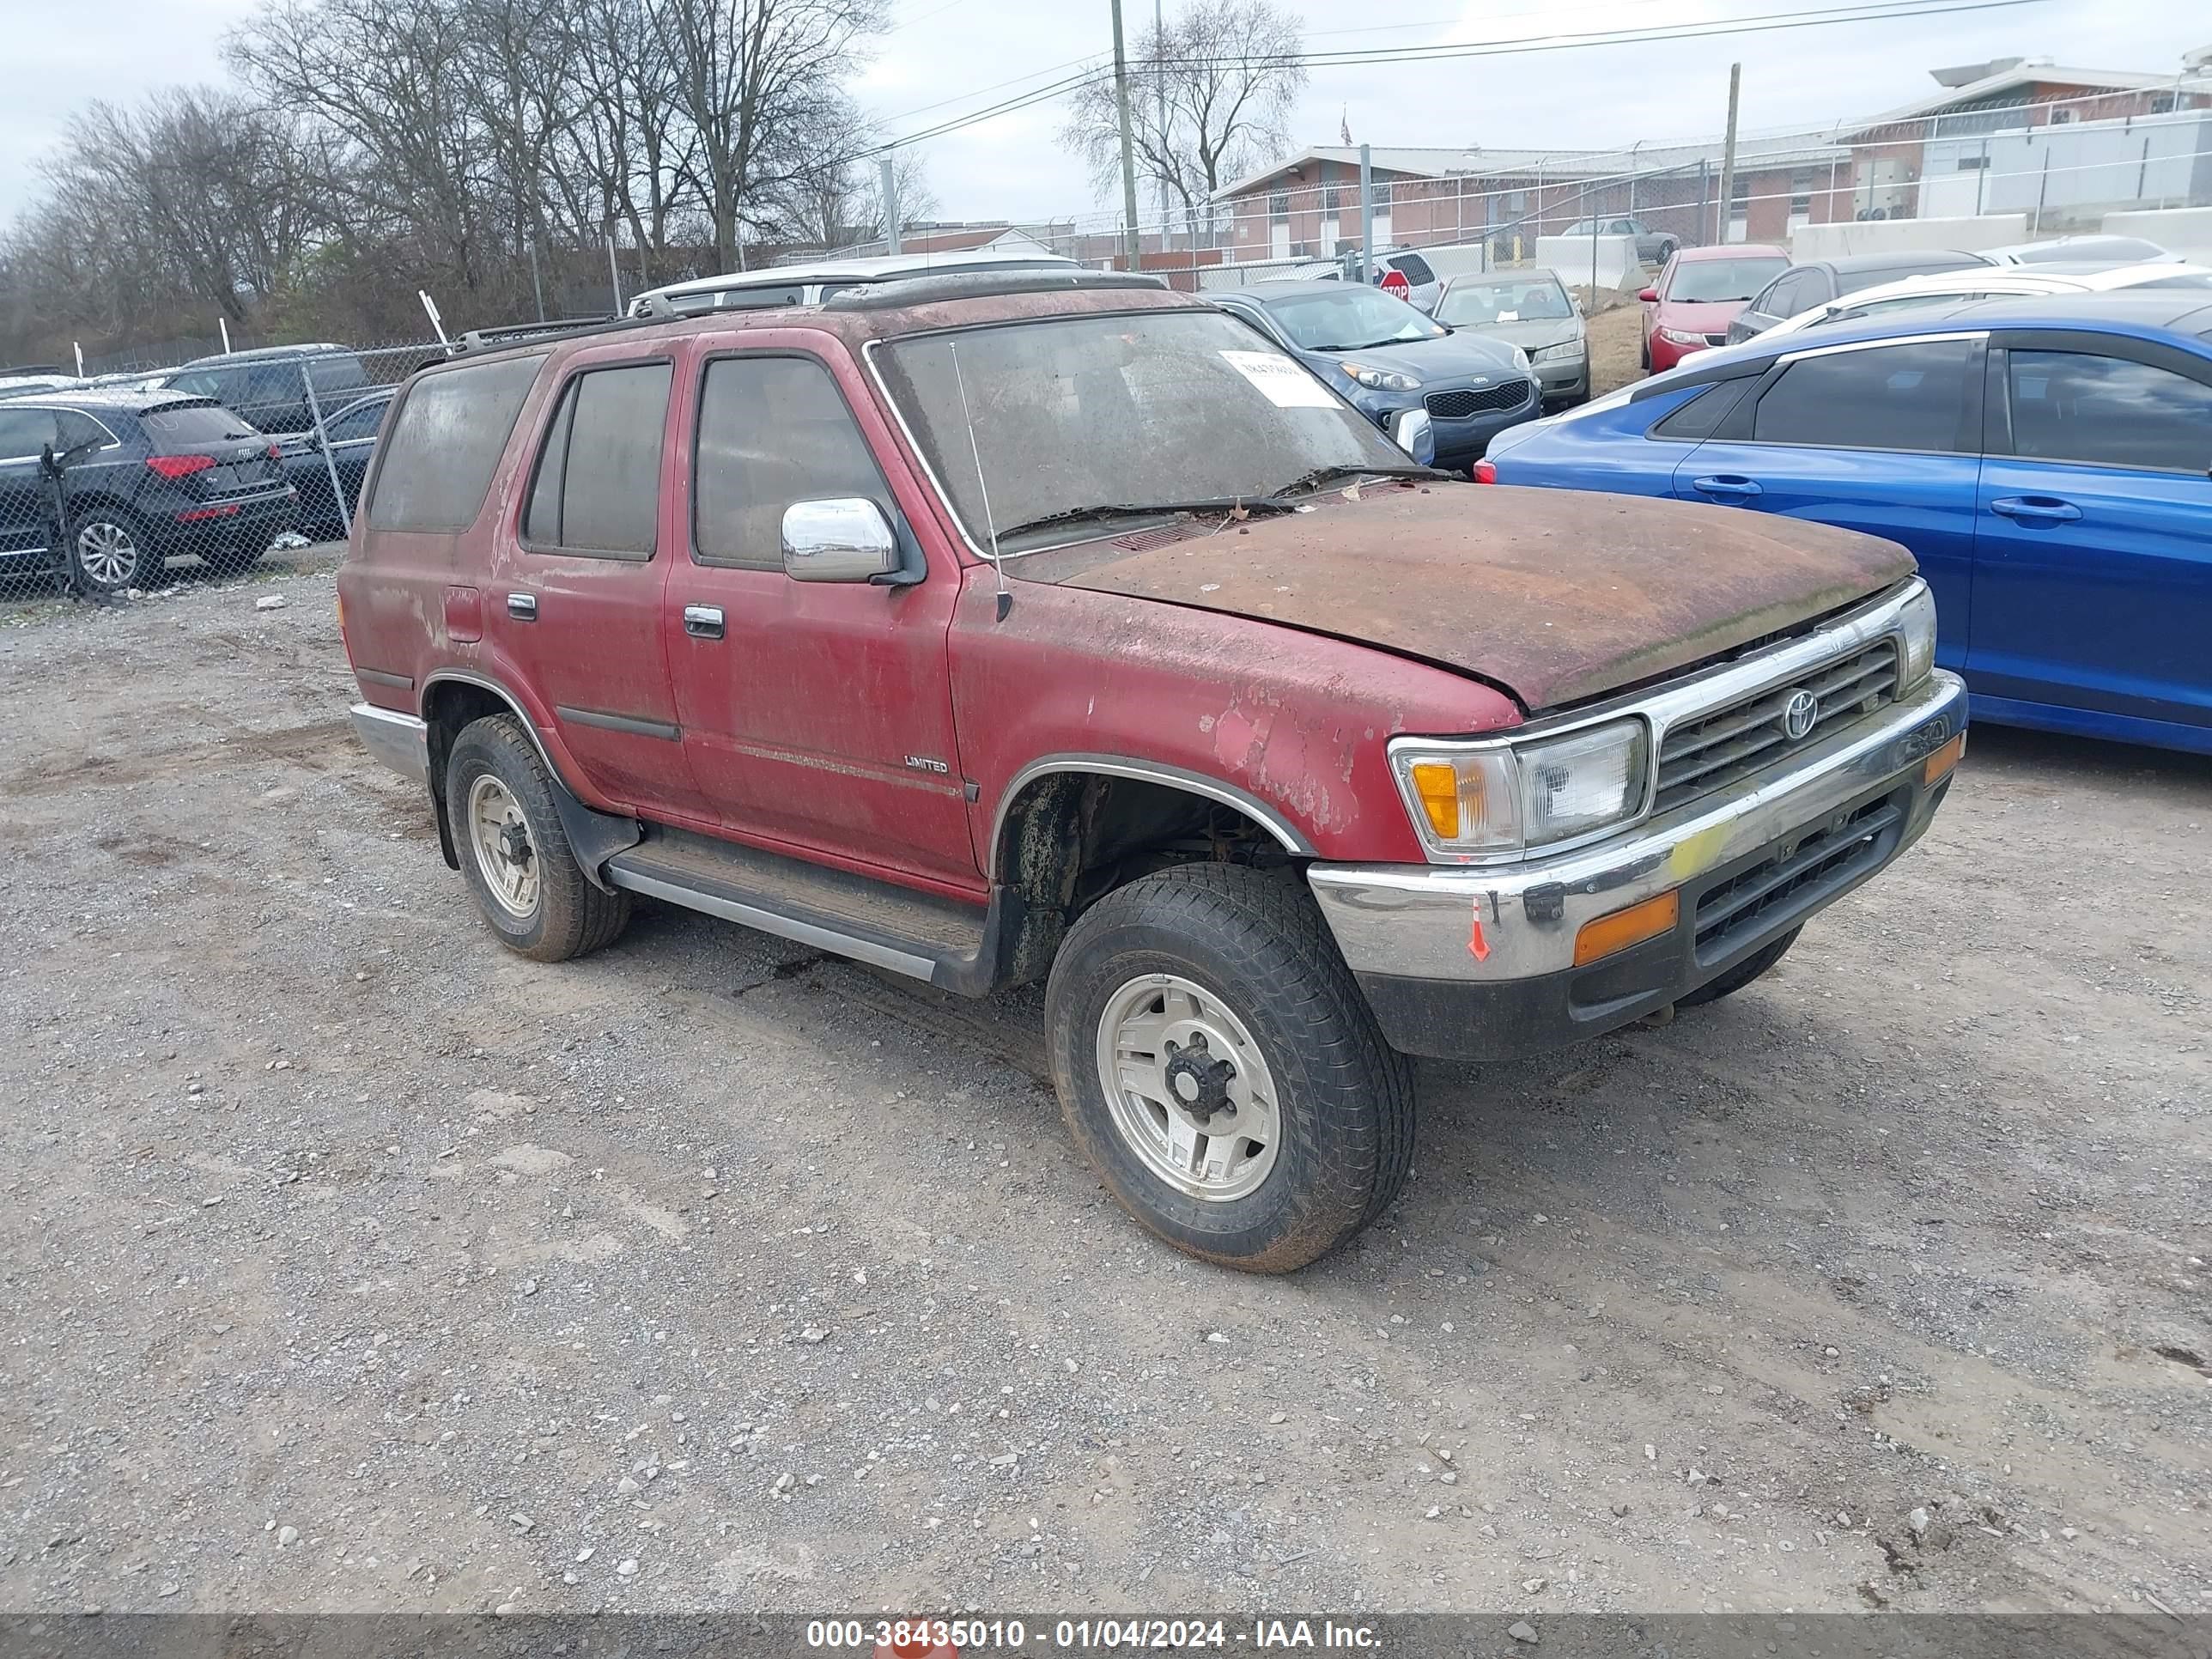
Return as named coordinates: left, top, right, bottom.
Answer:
left=1496, top=310, right=1518, bottom=322
left=1218, top=349, right=1337, bottom=409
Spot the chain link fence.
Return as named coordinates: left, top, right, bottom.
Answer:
left=3, top=339, right=442, bottom=599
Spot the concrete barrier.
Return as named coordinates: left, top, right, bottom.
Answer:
left=1789, top=215, right=2027, bottom=260
left=1417, top=240, right=1492, bottom=282
left=1535, top=234, right=1642, bottom=293
left=2102, top=207, right=2212, bottom=264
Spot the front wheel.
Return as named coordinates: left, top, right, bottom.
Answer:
left=1045, top=863, right=1415, bottom=1273
left=446, top=714, right=630, bottom=963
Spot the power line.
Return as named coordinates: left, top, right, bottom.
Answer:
left=868, top=0, right=2051, bottom=154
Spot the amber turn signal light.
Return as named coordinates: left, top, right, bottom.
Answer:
left=1408, top=761, right=1462, bottom=838
left=1573, top=889, right=1680, bottom=967
left=1922, top=732, right=1966, bottom=786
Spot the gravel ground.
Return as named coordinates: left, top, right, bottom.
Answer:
left=1, top=551, right=2206, bottom=1621
left=1586, top=302, right=1647, bottom=398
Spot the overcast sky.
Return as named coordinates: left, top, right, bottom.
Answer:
left=1, top=0, right=2203, bottom=228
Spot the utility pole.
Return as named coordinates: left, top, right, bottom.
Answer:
left=1716, top=62, right=1741, bottom=246
left=880, top=155, right=902, bottom=254
left=1358, top=143, right=1374, bottom=283
left=1110, top=0, right=1143, bottom=268
left=1155, top=0, right=1170, bottom=248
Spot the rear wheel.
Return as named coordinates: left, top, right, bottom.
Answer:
left=446, top=714, right=630, bottom=963
left=1045, top=862, right=1415, bottom=1273
left=69, top=508, right=162, bottom=595
left=1679, top=926, right=1801, bottom=1008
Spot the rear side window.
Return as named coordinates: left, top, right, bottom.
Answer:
left=693, top=356, right=890, bottom=571
left=1650, top=379, right=1753, bottom=441
left=142, top=402, right=254, bottom=442
left=308, top=355, right=368, bottom=395
left=523, top=362, right=673, bottom=556
left=366, top=354, right=544, bottom=534
left=1751, top=339, right=1972, bottom=453
left=58, top=411, right=112, bottom=449
left=1389, top=252, right=1435, bottom=286
left=2007, top=349, right=2212, bottom=473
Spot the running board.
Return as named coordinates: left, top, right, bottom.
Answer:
left=603, top=826, right=1009, bottom=994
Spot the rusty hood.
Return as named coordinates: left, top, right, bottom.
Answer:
left=1012, top=483, right=1915, bottom=711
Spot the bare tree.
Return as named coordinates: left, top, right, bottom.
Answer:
left=652, top=0, right=888, bottom=271
left=1061, top=0, right=1304, bottom=236
left=773, top=130, right=935, bottom=249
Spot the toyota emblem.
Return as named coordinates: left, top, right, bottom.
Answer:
left=1781, top=690, right=1820, bottom=741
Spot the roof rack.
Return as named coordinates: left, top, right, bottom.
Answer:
left=453, top=298, right=681, bottom=356
left=821, top=269, right=1168, bottom=311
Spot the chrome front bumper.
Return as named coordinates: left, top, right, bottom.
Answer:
left=1309, top=671, right=1966, bottom=1054
left=350, top=702, right=429, bottom=783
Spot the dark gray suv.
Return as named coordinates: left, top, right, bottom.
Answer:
left=0, top=391, right=297, bottom=593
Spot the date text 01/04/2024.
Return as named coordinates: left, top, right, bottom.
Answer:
left=807, top=1617, right=1385, bottom=1653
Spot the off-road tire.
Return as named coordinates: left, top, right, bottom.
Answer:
left=67, top=507, right=162, bottom=595
left=1679, top=925, right=1801, bottom=1008
left=1045, top=862, right=1415, bottom=1273
left=447, top=714, right=630, bottom=963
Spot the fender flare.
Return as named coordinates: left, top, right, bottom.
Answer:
left=986, top=753, right=1316, bottom=878
left=420, top=670, right=641, bottom=891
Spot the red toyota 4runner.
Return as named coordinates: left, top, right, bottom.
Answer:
left=338, top=271, right=1966, bottom=1272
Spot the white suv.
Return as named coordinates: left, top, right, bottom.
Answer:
left=1755, top=260, right=2212, bottom=341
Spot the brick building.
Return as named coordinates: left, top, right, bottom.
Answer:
left=1209, top=49, right=2212, bottom=260
left=1834, top=56, right=2212, bottom=220
left=1213, top=135, right=1851, bottom=265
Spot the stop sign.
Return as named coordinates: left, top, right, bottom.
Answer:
left=1379, top=267, right=1410, bottom=297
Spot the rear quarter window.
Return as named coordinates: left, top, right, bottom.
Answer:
left=364, top=354, right=546, bottom=534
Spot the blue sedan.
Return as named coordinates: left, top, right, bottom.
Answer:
left=1482, top=292, right=2212, bottom=755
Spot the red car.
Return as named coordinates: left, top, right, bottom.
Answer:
left=1639, top=243, right=1790, bottom=374
left=338, top=270, right=1960, bottom=1272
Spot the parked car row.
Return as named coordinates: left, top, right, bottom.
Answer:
left=1486, top=289, right=2212, bottom=755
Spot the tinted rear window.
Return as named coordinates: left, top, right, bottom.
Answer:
left=1389, top=252, right=1435, bottom=286
left=142, top=402, right=259, bottom=441
left=522, top=362, right=672, bottom=556
left=366, top=355, right=544, bottom=533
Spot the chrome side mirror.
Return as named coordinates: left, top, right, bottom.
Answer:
left=781, top=498, right=898, bottom=583
left=1390, top=407, right=1435, bottom=467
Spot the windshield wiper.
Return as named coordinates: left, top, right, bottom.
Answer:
left=1326, top=335, right=1422, bottom=352
left=994, top=498, right=1296, bottom=542
left=1272, top=463, right=1451, bottom=497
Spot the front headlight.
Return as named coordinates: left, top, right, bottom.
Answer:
left=1657, top=326, right=1709, bottom=346
left=1393, top=719, right=1650, bottom=860
left=1510, top=346, right=1533, bottom=371
left=1341, top=362, right=1419, bottom=392
left=1898, top=582, right=1937, bottom=688
left=1530, top=339, right=1583, bottom=363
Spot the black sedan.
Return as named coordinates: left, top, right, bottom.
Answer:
left=275, top=389, right=391, bottom=539
left=1211, top=281, right=1540, bottom=471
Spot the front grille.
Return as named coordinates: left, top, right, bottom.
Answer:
left=1654, top=640, right=1899, bottom=816
left=1425, top=381, right=1531, bottom=419
left=1693, top=793, right=1904, bottom=963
